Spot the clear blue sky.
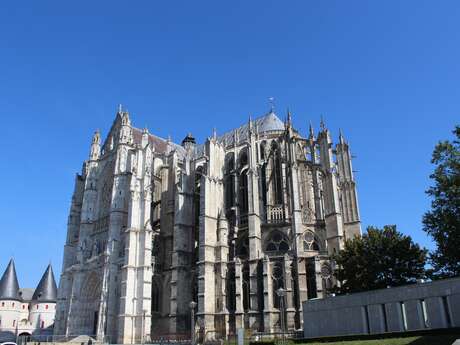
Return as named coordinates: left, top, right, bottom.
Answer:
left=0, top=1, right=458, bottom=288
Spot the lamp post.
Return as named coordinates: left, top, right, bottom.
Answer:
left=141, top=309, right=147, bottom=345
left=189, top=301, right=197, bottom=345
left=276, top=287, right=287, bottom=344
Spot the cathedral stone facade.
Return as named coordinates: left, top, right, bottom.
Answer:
left=54, top=107, right=361, bottom=343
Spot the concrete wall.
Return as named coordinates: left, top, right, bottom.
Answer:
left=302, top=277, right=460, bottom=338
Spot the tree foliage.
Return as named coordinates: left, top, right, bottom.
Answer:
left=333, top=225, right=427, bottom=294
left=423, top=126, right=460, bottom=278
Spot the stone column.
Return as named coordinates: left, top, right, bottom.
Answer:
left=216, top=213, right=230, bottom=338
left=286, top=135, right=304, bottom=329
left=170, top=155, right=195, bottom=334
left=247, top=141, right=262, bottom=331
left=296, top=257, right=308, bottom=329
left=283, top=255, right=295, bottom=330
left=197, top=138, right=225, bottom=339
left=118, top=144, right=153, bottom=344
left=314, top=257, right=324, bottom=298
left=263, top=257, right=275, bottom=333
left=317, top=128, right=344, bottom=254
left=234, top=259, right=244, bottom=330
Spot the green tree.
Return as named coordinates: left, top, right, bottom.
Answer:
left=423, top=126, right=460, bottom=278
left=333, top=225, right=427, bottom=294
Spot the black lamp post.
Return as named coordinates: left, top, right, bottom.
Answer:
left=189, top=301, right=197, bottom=345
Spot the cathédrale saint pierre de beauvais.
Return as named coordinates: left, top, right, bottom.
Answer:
left=54, top=106, right=361, bottom=343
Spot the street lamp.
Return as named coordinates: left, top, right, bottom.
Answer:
left=276, top=287, right=287, bottom=345
left=189, top=301, right=197, bottom=345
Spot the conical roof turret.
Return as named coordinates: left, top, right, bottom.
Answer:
left=32, top=264, right=57, bottom=302
left=0, top=259, right=20, bottom=301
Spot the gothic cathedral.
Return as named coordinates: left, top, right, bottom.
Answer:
left=54, top=107, right=361, bottom=343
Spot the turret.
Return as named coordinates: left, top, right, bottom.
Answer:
left=0, top=260, right=21, bottom=337
left=317, top=119, right=334, bottom=172
left=335, top=131, right=361, bottom=238
left=32, top=265, right=57, bottom=303
left=29, top=264, right=58, bottom=331
left=0, top=259, right=20, bottom=301
left=118, top=106, right=133, bottom=144
left=317, top=119, right=345, bottom=253
left=141, top=127, right=150, bottom=148
left=181, top=133, right=196, bottom=151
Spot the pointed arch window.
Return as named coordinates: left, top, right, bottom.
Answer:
left=272, top=261, right=284, bottom=308
left=265, top=231, right=290, bottom=254
left=239, top=169, right=249, bottom=216
left=239, top=149, right=248, bottom=168
left=236, top=233, right=249, bottom=259
left=151, top=281, right=161, bottom=313
left=242, top=262, right=250, bottom=311
left=269, top=142, right=283, bottom=204
left=226, top=266, right=236, bottom=312
left=303, top=231, right=320, bottom=251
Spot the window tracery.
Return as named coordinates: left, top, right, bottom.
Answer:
left=265, top=231, right=290, bottom=254
left=303, top=231, right=320, bottom=251
left=272, top=260, right=284, bottom=308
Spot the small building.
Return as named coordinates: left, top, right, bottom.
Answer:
left=302, top=277, right=460, bottom=339
left=0, top=259, right=58, bottom=342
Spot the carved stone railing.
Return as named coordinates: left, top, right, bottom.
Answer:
left=267, top=205, right=285, bottom=224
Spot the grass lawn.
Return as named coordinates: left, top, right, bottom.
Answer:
left=300, top=335, right=459, bottom=345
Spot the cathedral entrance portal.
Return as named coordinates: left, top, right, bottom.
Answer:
left=80, top=272, right=102, bottom=337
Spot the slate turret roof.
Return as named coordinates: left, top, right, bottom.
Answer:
left=0, top=259, right=20, bottom=301
left=32, top=264, right=58, bottom=302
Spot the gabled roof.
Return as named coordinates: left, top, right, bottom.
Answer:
left=0, top=259, right=20, bottom=301
left=32, top=264, right=57, bottom=302
left=19, top=288, right=34, bottom=301
left=132, top=128, right=186, bottom=159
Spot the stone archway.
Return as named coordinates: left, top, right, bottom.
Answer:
left=80, top=272, right=102, bottom=336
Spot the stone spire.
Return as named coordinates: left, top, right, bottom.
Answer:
left=320, top=115, right=326, bottom=131
left=248, top=115, right=253, bottom=135
left=339, top=128, right=345, bottom=145
left=286, top=108, right=292, bottom=128
left=118, top=107, right=133, bottom=144
left=90, top=130, right=101, bottom=160
left=0, top=259, right=20, bottom=301
left=141, top=127, right=150, bottom=148
left=308, top=122, right=315, bottom=140
left=32, top=264, right=58, bottom=302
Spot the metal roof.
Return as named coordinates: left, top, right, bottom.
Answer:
left=32, top=264, right=57, bottom=302
left=0, top=259, right=20, bottom=301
